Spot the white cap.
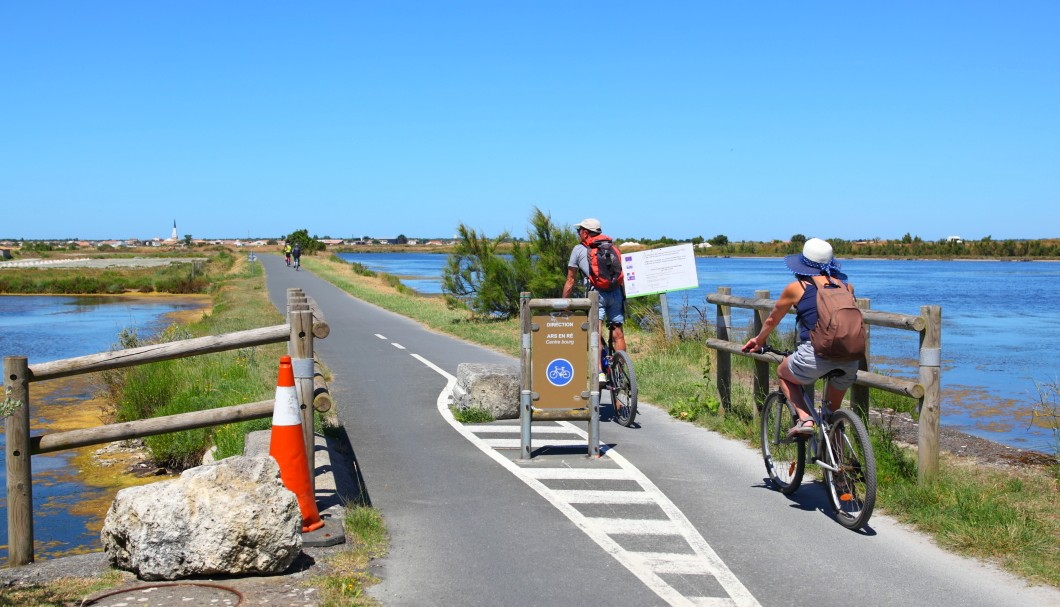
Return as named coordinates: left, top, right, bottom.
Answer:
left=574, top=218, right=602, bottom=233
left=802, top=237, right=834, bottom=263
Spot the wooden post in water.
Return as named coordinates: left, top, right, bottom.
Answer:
left=4, top=356, right=33, bottom=566
left=714, top=287, right=732, bottom=415
left=852, top=298, right=871, bottom=419
left=917, top=305, right=942, bottom=484
left=753, top=290, right=771, bottom=411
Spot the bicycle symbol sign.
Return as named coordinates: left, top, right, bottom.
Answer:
left=545, top=358, right=575, bottom=387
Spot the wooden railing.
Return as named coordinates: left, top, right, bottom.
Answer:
left=3, top=288, right=330, bottom=566
left=705, top=287, right=941, bottom=484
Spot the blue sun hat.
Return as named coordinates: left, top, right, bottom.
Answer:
left=784, top=238, right=848, bottom=281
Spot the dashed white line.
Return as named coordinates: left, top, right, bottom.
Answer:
left=391, top=343, right=406, bottom=350
left=374, top=334, right=387, bottom=340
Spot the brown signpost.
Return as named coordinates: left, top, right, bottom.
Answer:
left=519, top=292, right=601, bottom=459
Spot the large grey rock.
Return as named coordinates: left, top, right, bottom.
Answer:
left=453, top=363, right=520, bottom=420
left=101, top=455, right=302, bottom=580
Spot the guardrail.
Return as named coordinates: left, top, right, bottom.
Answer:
left=3, top=287, right=330, bottom=566
left=705, top=287, right=941, bottom=484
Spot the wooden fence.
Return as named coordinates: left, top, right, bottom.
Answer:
left=3, top=288, right=330, bottom=567
left=704, top=287, right=941, bottom=484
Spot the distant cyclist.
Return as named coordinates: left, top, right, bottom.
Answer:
left=292, top=242, right=302, bottom=270
left=283, top=241, right=292, bottom=267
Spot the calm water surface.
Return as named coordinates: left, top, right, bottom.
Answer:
left=0, top=295, right=207, bottom=559
left=337, top=252, right=1059, bottom=453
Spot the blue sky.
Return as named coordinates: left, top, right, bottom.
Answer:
left=2, top=2, right=1057, bottom=242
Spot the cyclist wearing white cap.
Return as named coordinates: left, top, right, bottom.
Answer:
left=741, top=238, right=861, bottom=437
left=563, top=218, right=626, bottom=358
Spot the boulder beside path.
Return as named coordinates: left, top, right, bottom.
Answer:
left=101, top=455, right=302, bottom=581
left=452, top=362, right=520, bottom=419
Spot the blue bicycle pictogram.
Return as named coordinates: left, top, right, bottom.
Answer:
left=546, top=358, right=574, bottom=387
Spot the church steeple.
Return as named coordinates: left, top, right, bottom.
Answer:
left=170, top=220, right=178, bottom=242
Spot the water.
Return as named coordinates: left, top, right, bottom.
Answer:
left=336, top=252, right=1059, bottom=453
left=0, top=295, right=208, bottom=559
left=337, top=252, right=450, bottom=294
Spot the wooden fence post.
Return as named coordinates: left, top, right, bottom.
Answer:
left=852, top=298, right=871, bottom=419
left=753, top=290, right=770, bottom=412
left=918, top=305, right=942, bottom=484
left=714, top=287, right=732, bottom=415
left=289, top=308, right=316, bottom=492
left=4, top=356, right=33, bottom=566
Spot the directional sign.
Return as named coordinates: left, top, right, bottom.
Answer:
left=531, top=310, right=589, bottom=408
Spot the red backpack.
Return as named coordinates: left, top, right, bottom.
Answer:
left=584, top=233, right=623, bottom=291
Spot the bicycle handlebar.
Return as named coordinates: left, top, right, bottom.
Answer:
left=752, top=344, right=792, bottom=357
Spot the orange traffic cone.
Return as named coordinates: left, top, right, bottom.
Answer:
left=269, top=355, right=324, bottom=532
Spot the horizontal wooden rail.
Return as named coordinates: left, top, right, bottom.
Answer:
left=705, top=293, right=925, bottom=332
left=27, top=325, right=291, bottom=382
left=705, top=338, right=924, bottom=399
left=526, top=297, right=593, bottom=310
left=313, top=369, right=332, bottom=412
left=32, top=400, right=274, bottom=455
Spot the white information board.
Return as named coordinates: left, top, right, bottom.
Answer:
left=622, top=243, right=699, bottom=298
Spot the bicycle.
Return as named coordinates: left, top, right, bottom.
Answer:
left=293, top=255, right=301, bottom=271
left=757, top=345, right=877, bottom=530
left=601, top=322, right=637, bottom=427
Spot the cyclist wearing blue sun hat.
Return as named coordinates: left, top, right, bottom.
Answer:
left=742, top=238, right=861, bottom=437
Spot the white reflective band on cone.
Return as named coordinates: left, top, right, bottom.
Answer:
left=272, top=385, right=301, bottom=426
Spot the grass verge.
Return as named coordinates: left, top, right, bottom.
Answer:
left=314, top=506, right=390, bottom=607
left=98, top=255, right=288, bottom=467
left=0, top=571, right=125, bottom=607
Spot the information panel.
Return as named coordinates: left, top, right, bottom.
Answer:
left=531, top=309, right=590, bottom=409
left=622, top=243, right=699, bottom=298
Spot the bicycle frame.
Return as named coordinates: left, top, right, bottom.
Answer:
left=788, top=387, right=841, bottom=474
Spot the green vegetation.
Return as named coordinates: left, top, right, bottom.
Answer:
left=283, top=228, right=327, bottom=255
left=0, top=571, right=125, bottom=607
left=315, top=505, right=389, bottom=606
left=0, top=255, right=229, bottom=294
left=441, top=206, right=577, bottom=318
left=98, top=256, right=290, bottom=468
left=453, top=407, right=495, bottom=424
left=700, top=234, right=1060, bottom=259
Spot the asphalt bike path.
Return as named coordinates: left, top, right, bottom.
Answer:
left=262, top=254, right=1058, bottom=607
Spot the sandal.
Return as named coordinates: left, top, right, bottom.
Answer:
left=787, top=418, right=815, bottom=437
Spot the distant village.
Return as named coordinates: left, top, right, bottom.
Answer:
left=0, top=220, right=668, bottom=258
left=0, top=220, right=468, bottom=257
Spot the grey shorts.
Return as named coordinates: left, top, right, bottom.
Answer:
left=785, top=341, right=859, bottom=390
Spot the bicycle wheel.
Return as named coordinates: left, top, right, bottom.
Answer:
left=823, top=408, right=877, bottom=530
left=609, top=350, right=638, bottom=427
left=760, top=391, right=805, bottom=494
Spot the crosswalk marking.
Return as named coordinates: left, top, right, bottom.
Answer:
left=632, top=552, right=715, bottom=575
left=552, top=489, right=658, bottom=504
left=521, top=468, right=633, bottom=480
left=585, top=518, right=682, bottom=535
left=411, top=352, right=760, bottom=607
left=480, top=437, right=589, bottom=449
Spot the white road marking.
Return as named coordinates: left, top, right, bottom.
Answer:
left=391, top=343, right=406, bottom=350
left=585, top=518, right=682, bottom=535
left=374, top=334, right=387, bottom=340
left=409, top=352, right=760, bottom=607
